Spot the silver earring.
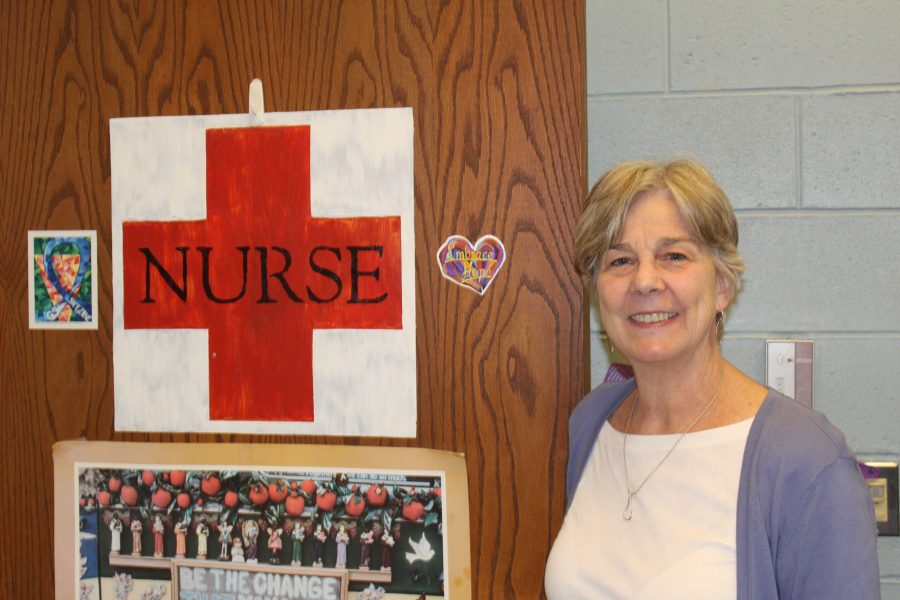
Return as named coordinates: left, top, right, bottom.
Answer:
left=715, top=311, right=725, bottom=342
left=608, top=339, right=617, bottom=355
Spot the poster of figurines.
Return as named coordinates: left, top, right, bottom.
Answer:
left=74, top=464, right=448, bottom=600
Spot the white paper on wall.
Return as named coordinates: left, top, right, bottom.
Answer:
left=111, top=108, right=416, bottom=436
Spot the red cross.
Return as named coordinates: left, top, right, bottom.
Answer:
left=122, top=125, right=402, bottom=422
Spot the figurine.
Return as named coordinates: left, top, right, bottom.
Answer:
left=195, top=519, right=209, bottom=559
left=218, top=522, right=233, bottom=560
left=335, top=525, right=349, bottom=568
left=152, top=516, right=165, bottom=558
left=267, top=525, right=283, bottom=564
left=380, top=530, right=395, bottom=571
left=242, top=520, right=259, bottom=563
left=131, top=518, right=143, bottom=556
left=112, top=572, right=134, bottom=600
left=231, top=536, right=245, bottom=562
left=291, top=522, right=305, bottom=566
left=140, top=583, right=167, bottom=600
left=79, top=582, right=93, bottom=600
left=109, top=514, right=123, bottom=555
left=174, top=520, right=188, bottom=558
left=359, top=528, right=375, bottom=569
left=313, top=524, right=327, bottom=566
left=356, top=583, right=387, bottom=600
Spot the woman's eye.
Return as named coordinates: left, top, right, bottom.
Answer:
left=609, top=256, right=631, bottom=267
left=663, top=252, right=687, bottom=261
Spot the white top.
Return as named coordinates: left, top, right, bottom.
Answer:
left=545, top=417, right=753, bottom=599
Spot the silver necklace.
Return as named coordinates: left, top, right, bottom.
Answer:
left=622, top=364, right=724, bottom=521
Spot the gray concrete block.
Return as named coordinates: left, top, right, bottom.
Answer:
left=732, top=214, right=900, bottom=332
left=878, top=584, right=900, bottom=600
left=813, top=338, right=900, bottom=455
left=588, top=333, right=614, bottom=388
left=882, top=578, right=900, bottom=599
left=587, top=0, right=667, bottom=94
left=802, top=93, right=900, bottom=208
left=877, top=524, right=900, bottom=579
left=588, top=95, right=796, bottom=208
left=670, top=0, right=900, bottom=90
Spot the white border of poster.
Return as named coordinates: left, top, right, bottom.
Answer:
left=110, top=108, right=416, bottom=436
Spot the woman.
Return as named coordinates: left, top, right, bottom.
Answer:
left=545, top=159, right=879, bottom=599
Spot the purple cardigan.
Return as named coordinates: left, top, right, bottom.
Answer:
left=566, top=380, right=880, bottom=599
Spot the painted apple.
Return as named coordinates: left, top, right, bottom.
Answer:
left=152, top=488, right=173, bottom=509
left=300, top=479, right=317, bottom=495
left=97, top=491, right=111, bottom=507
left=201, top=475, right=221, bottom=496
left=169, top=470, right=186, bottom=488
left=141, top=470, right=156, bottom=487
left=223, top=490, right=239, bottom=508
left=249, top=482, right=269, bottom=506
left=176, top=492, right=192, bottom=509
left=345, top=494, right=366, bottom=517
left=268, top=480, right=289, bottom=503
left=402, top=500, right=425, bottom=521
left=366, top=484, right=388, bottom=507
left=290, top=481, right=298, bottom=491
left=285, top=493, right=306, bottom=516
left=107, top=476, right=122, bottom=493
left=120, top=485, right=139, bottom=507
left=316, top=491, right=337, bottom=512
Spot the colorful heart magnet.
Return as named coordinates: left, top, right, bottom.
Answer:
left=436, top=234, right=506, bottom=295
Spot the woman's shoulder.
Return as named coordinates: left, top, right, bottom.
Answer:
left=747, top=389, right=861, bottom=489
left=753, top=390, right=856, bottom=460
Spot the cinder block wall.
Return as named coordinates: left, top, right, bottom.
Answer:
left=586, top=1, right=900, bottom=593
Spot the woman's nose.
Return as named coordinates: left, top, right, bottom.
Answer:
left=631, top=260, right=663, bottom=294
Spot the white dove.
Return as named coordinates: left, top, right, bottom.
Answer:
left=405, top=533, right=435, bottom=564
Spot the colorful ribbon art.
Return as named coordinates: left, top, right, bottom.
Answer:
left=35, top=237, right=92, bottom=322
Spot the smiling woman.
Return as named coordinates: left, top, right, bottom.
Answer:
left=545, top=159, right=880, bottom=599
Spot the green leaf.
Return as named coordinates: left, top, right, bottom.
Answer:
left=424, top=512, right=439, bottom=528
left=322, top=512, right=332, bottom=531
left=382, top=510, right=392, bottom=530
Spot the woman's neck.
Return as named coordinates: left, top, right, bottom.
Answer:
left=625, top=348, right=726, bottom=434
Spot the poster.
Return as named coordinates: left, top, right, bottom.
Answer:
left=54, top=441, right=471, bottom=599
left=28, top=230, right=98, bottom=329
left=110, top=108, right=415, bottom=436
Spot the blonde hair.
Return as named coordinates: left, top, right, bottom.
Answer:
left=574, top=158, right=745, bottom=297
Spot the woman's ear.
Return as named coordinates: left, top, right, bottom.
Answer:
left=716, top=272, right=732, bottom=313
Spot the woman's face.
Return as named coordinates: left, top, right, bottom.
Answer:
left=596, top=190, right=728, bottom=368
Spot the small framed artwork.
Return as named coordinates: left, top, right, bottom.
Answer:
left=28, top=230, right=98, bottom=329
left=54, top=441, right=471, bottom=599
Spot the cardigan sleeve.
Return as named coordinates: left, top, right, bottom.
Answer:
left=774, top=455, right=880, bottom=599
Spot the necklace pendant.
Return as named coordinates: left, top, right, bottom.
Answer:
left=623, top=495, right=633, bottom=521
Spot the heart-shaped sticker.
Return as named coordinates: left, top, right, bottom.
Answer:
left=436, top=234, right=506, bottom=295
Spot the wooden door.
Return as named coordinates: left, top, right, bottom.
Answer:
left=0, top=1, right=585, bottom=597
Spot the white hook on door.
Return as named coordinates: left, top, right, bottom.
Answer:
left=249, top=78, right=265, bottom=124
